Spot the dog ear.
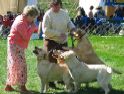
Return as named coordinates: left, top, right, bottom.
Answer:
left=33, top=50, right=38, bottom=55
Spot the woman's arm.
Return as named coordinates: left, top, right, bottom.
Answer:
left=17, top=22, right=36, bottom=41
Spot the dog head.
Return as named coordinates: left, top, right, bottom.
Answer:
left=72, top=29, right=86, bottom=40
left=33, top=46, right=48, bottom=60
left=52, top=50, right=65, bottom=64
left=53, top=50, right=75, bottom=63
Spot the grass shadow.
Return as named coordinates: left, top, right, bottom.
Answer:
left=77, top=87, right=124, bottom=94
left=14, top=87, right=124, bottom=94
left=19, top=90, right=41, bottom=94
left=110, top=88, right=124, bottom=94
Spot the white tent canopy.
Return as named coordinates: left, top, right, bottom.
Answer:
left=79, top=0, right=103, bottom=15
left=27, top=0, right=37, bottom=5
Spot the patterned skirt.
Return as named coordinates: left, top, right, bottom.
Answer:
left=6, top=43, right=27, bottom=86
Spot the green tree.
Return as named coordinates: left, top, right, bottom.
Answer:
left=37, top=0, right=79, bottom=18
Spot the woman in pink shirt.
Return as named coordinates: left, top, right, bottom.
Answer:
left=5, top=5, right=39, bottom=92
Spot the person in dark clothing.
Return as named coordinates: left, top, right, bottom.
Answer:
left=75, top=7, right=88, bottom=29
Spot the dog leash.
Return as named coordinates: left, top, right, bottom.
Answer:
left=71, top=35, right=75, bottom=48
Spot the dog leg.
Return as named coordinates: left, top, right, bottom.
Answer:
left=83, top=83, right=90, bottom=91
left=100, top=83, right=110, bottom=94
left=63, top=78, right=72, bottom=92
left=44, top=82, right=48, bottom=93
left=63, top=73, right=74, bottom=93
left=73, top=82, right=80, bottom=93
left=97, top=76, right=110, bottom=94
left=40, top=79, right=47, bottom=93
left=97, top=69, right=112, bottom=94
left=108, top=83, right=112, bottom=90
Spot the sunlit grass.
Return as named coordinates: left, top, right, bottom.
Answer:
left=0, top=36, right=124, bottom=94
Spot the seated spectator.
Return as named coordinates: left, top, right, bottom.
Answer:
left=1, top=14, right=12, bottom=39
left=111, top=6, right=124, bottom=24
left=7, top=11, right=14, bottom=21
left=94, top=6, right=106, bottom=18
left=94, top=6, right=107, bottom=35
left=75, top=7, right=88, bottom=29
left=114, top=6, right=123, bottom=18
left=0, top=25, right=10, bottom=39
left=94, top=6, right=106, bottom=25
left=12, top=14, right=17, bottom=23
left=122, top=7, right=124, bottom=17
left=3, top=15, right=11, bottom=28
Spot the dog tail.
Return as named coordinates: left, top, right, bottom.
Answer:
left=112, top=68, right=122, bottom=74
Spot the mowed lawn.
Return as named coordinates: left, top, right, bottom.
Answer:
left=0, top=36, right=124, bottom=94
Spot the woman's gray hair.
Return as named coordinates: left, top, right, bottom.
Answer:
left=23, top=5, right=39, bottom=17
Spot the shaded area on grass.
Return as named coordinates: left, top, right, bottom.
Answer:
left=16, top=87, right=124, bottom=94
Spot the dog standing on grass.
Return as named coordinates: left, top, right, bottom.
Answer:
left=54, top=50, right=122, bottom=94
left=33, top=47, right=74, bottom=93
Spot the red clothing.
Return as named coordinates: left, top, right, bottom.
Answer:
left=3, top=19, right=11, bottom=27
left=8, top=14, right=37, bottom=49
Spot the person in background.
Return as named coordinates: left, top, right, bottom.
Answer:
left=37, top=9, right=45, bottom=39
left=88, top=5, right=95, bottom=25
left=0, top=14, right=3, bottom=35
left=5, top=5, right=39, bottom=92
left=94, top=6, right=106, bottom=18
left=88, top=6, right=94, bottom=19
left=114, top=6, right=123, bottom=18
left=3, top=15, right=11, bottom=28
left=75, top=7, right=88, bottom=29
left=75, top=7, right=84, bottom=28
left=42, top=0, right=75, bottom=88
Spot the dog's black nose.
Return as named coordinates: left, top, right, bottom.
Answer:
left=35, top=46, right=38, bottom=49
left=33, top=50, right=35, bottom=53
left=33, top=50, right=38, bottom=55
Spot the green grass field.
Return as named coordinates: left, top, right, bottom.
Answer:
left=0, top=35, right=124, bottom=94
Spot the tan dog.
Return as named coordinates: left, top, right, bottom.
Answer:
left=70, top=29, right=105, bottom=64
left=33, top=47, right=74, bottom=93
left=54, top=50, right=121, bottom=94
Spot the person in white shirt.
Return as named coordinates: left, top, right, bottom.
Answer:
left=42, top=0, right=75, bottom=63
left=42, top=0, right=75, bottom=88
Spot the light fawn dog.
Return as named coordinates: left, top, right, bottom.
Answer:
left=53, top=50, right=121, bottom=94
left=33, top=47, right=74, bottom=93
left=69, top=29, right=105, bottom=64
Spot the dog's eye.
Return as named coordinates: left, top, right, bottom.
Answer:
left=73, top=32, right=76, bottom=35
left=75, top=34, right=78, bottom=37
